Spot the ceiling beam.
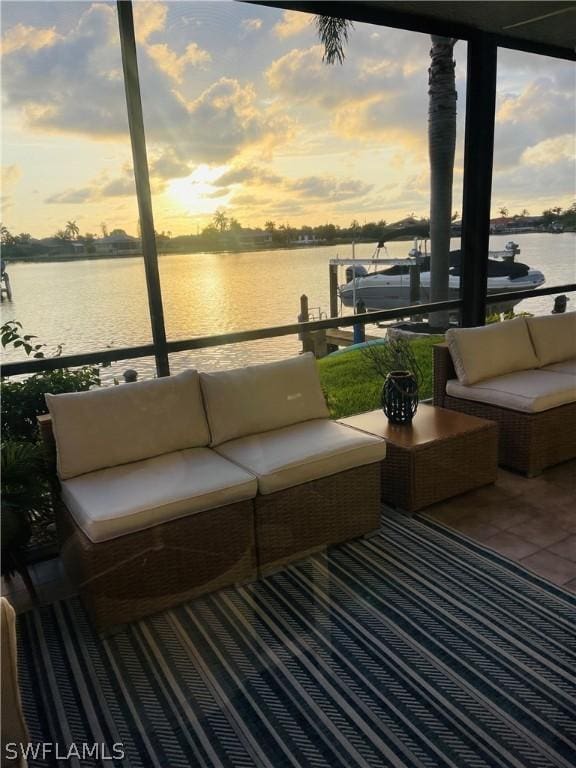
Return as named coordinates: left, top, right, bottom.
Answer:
left=248, top=1, right=576, bottom=60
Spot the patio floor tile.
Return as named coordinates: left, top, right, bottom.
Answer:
left=448, top=514, right=500, bottom=542
left=547, top=535, right=576, bottom=562
left=519, top=550, right=576, bottom=586
left=507, top=517, right=571, bottom=548
left=481, top=531, right=542, bottom=561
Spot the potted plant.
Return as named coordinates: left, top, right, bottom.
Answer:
left=1, top=440, right=51, bottom=598
left=361, top=337, right=423, bottom=424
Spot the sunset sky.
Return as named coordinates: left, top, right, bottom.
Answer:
left=1, top=1, right=575, bottom=238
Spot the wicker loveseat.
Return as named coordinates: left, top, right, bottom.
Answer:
left=433, top=312, right=576, bottom=476
left=40, top=354, right=386, bottom=629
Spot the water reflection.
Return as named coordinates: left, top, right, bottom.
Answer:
left=2, top=233, right=574, bottom=382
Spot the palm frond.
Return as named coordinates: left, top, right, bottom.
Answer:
left=315, top=16, right=354, bottom=65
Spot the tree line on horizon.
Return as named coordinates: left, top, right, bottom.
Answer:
left=1, top=202, right=574, bottom=256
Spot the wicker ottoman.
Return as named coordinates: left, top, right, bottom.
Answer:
left=339, top=404, right=498, bottom=513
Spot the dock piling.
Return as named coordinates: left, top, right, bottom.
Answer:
left=298, top=294, right=314, bottom=354
left=353, top=301, right=366, bottom=344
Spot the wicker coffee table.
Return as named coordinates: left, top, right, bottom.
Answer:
left=339, top=404, right=498, bottom=513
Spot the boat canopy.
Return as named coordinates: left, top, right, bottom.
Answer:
left=372, top=251, right=530, bottom=279
left=379, top=220, right=430, bottom=243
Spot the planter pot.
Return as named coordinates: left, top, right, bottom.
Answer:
left=381, top=370, right=419, bottom=424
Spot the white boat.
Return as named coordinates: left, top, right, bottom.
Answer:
left=338, top=236, right=545, bottom=314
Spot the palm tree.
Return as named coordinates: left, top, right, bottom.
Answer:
left=65, top=220, right=79, bottom=240
left=213, top=209, right=228, bottom=233
left=316, top=16, right=457, bottom=326
left=64, top=221, right=80, bottom=240
left=498, top=206, right=509, bottom=217
left=315, top=16, right=354, bottom=64
left=1, top=225, right=15, bottom=246
left=428, top=36, right=457, bottom=323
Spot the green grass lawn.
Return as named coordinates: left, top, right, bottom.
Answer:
left=318, top=336, right=443, bottom=419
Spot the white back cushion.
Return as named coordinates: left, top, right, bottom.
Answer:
left=446, top=318, right=538, bottom=385
left=46, top=370, right=210, bottom=479
left=526, top=312, right=576, bottom=367
left=200, top=353, right=330, bottom=446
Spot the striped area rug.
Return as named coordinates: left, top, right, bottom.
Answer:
left=18, top=512, right=576, bottom=768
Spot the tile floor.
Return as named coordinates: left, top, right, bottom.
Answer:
left=421, top=458, right=576, bottom=592
left=3, top=459, right=575, bottom=613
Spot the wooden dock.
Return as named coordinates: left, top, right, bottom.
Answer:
left=325, top=329, right=380, bottom=347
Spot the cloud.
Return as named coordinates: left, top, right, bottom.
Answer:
left=133, top=2, right=168, bottom=44
left=3, top=4, right=293, bottom=171
left=267, top=45, right=428, bottom=152
left=494, top=79, right=576, bottom=168
left=44, top=150, right=190, bottom=206
left=1, top=165, right=22, bottom=215
left=149, top=150, right=192, bottom=180
left=267, top=45, right=414, bottom=109
left=492, top=157, right=576, bottom=208
left=241, top=19, right=263, bottom=33
left=182, top=78, right=294, bottom=163
left=273, top=11, right=311, bottom=39
left=100, top=177, right=135, bottom=197
left=2, top=4, right=129, bottom=138
left=522, top=135, right=575, bottom=167
left=1, top=165, right=21, bottom=188
left=213, top=164, right=281, bottom=187
left=230, top=192, right=260, bottom=206
left=1, top=23, right=59, bottom=56
left=147, top=42, right=211, bottom=83
left=266, top=45, right=341, bottom=106
left=290, top=175, right=373, bottom=202
left=224, top=170, right=374, bottom=217
left=45, top=188, right=93, bottom=204
left=46, top=163, right=136, bottom=204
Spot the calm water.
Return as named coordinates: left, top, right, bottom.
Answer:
left=2, top=233, right=574, bottom=381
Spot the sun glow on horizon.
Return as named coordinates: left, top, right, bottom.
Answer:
left=166, top=164, right=229, bottom=218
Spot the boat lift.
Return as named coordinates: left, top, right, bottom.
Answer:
left=0, top=262, right=12, bottom=302
left=328, top=240, right=425, bottom=318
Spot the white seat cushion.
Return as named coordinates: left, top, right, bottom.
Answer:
left=526, top=312, right=576, bottom=367
left=200, top=353, right=329, bottom=446
left=446, top=318, right=538, bottom=385
left=61, top=448, right=257, bottom=543
left=47, top=371, right=210, bottom=480
left=542, top=358, right=576, bottom=376
left=446, top=370, right=576, bottom=414
left=215, top=419, right=386, bottom=495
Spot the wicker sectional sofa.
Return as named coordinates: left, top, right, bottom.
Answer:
left=433, top=312, right=576, bottom=476
left=40, top=353, right=386, bottom=630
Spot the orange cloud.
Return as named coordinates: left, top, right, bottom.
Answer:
left=522, top=135, right=575, bottom=166
left=273, top=11, right=311, bottom=39
left=133, top=2, right=167, bottom=43
left=148, top=42, right=211, bottom=83
left=1, top=23, right=58, bottom=55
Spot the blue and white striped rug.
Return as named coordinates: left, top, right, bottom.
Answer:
left=18, top=512, right=576, bottom=768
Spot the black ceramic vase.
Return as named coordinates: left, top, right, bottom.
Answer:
left=381, top=370, right=419, bottom=424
